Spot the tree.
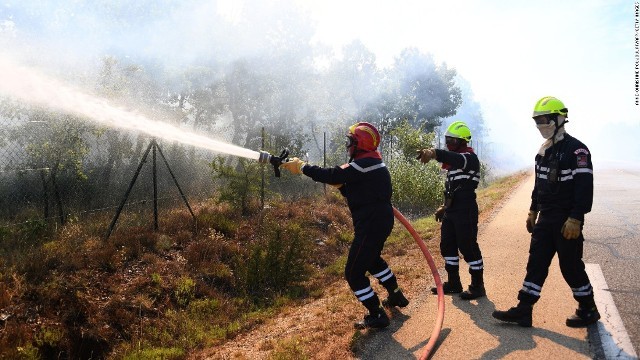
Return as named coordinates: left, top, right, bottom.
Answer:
left=389, top=48, right=462, bottom=132
left=1, top=100, right=96, bottom=223
left=438, top=76, right=487, bottom=154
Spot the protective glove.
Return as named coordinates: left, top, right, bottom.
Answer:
left=526, top=210, right=538, bottom=233
left=416, top=148, right=436, bottom=164
left=561, top=217, right=582, bottom=239
left=434, top=205, right=446, bottom=222
left=280, top=157, right=305, bottom=175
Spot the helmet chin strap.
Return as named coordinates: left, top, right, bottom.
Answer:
left=551, top=118, right=568, bottom=147
left=348, top=145, right=357, bottom=163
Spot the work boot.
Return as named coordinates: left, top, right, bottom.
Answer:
left=460, top=284, right=486, bottom=300
left=431, top=281, right=463, bottom=295
left=566, top=306, right=600, bottom=327
left=382, top=288, right=409, bottom=308
left=460, top=269, right=485, bottom=300
left=492, top=304, right=533, bottom=327
left=354, top=309, right=390, bottom=329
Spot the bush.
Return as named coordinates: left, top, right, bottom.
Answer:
left=210, top=157, right=262, bottom=215
left=241, top=221, right=312, bottom=304
left=388, top=156, right=444, bottom=215
left=174, top=276, right=196, bottom=308
left=122, top=347, right=184, bottom=360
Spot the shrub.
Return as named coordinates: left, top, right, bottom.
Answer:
left=174, top=276, right=196, bottom=308
left=209, top=157, right=262, bottom=216
left=268, top=336, right=309, bottom=360
left=388, top=156, right=444, bottom=215
left=122, top=347, right=184, bottom=360
left=241, top=221, right=312, bottom=304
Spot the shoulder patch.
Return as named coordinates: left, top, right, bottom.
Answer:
left=576, top=155, right=588, bottom=167
left=574, top=148, right=589, bottom=168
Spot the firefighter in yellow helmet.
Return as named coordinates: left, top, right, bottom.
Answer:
left=417, top=121, right=485, bottom=300
left=493, top=96, right=600, bottom=328
left=281, top=122, right=408, bottom=329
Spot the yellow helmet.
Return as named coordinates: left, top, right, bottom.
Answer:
left=445, top=121, right=472, bottom=142
left=532, top=96, right=568, bottom=118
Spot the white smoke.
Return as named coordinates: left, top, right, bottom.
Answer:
left=0, top=55, right=260, bottom=160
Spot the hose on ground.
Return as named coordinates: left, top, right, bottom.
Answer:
left=393, top=207, right=444, bottom=360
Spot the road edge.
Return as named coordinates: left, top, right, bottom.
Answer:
left=586, top=263, right=638, bottom=359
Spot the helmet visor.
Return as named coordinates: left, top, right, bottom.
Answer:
left=445, top=136, right=460, bottom=145
left=533, top=115, right=553, bottom=125
left=345, top=135, right=356, bottom=148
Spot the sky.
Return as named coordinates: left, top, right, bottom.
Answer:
left=296, top=0, right=638, bottom=168
left=1, top=0, right=638, bottom=171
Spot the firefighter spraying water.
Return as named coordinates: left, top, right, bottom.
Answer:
left=279, top=121, right=409, bottom=329
left=0, top=56, right=444, bottom=358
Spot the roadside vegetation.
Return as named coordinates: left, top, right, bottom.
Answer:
left=1, top=4, right=519, bottom=359
left=0, top=165, right=526, bottom=359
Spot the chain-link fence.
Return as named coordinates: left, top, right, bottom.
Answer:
left=1, top=125, right=202, bottom=232
left=0, top=113, right=331, bottom=237
left=1, top=108, right=448, bottom=240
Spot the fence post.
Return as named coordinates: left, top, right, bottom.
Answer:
left=152, top=139, right=158, bottom=231
left=106, top=141, right=154, bottom=240
left=40, top=169, right=49, bottom=220
left=50, top=164, right=65, bottom=226
left=261, top=127, right=265, bottom=209
left=323, top=131, right=326, bottom=195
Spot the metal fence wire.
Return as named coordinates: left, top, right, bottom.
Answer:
left=0, top=113, right=321, bottom=236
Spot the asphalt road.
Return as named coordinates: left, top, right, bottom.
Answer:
left=583, top=165, right=640, bottom=355
left=357, top=167, right=639, bottom=359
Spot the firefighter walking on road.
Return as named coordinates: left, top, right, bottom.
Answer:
left=417, top=121, right=486, bottom=300
left=281, top=122, right=409, bottom=329
left=492, top=96, right=600, bottom=328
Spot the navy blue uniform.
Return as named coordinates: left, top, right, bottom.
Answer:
left=434, top=148, right=483, bottom=275
left=519, top=134, right=595, bottom=307
left=302, top=157, right=399, bottom=313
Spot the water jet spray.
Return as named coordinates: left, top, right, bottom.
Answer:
left=0, top=56, right=263, bottom=161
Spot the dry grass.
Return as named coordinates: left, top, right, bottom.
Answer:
left=0, top=172, right=528, bottom=359
left=190, top=171, right=529, bottom=360
left=0, top=194, right=353, bottom=359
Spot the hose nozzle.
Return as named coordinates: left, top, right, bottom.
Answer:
left=258, top=149, right=289, bottom=177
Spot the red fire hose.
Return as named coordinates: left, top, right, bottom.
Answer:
left=393, top=207, right=444, bottom=360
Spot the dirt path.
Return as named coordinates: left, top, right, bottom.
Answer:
left=358, top=174, right=594, bottom=359
left=189, top=224, right=433, bottom=360
left=190, top=174, right=554, bottom=360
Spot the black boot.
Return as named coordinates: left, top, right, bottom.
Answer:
left=460, top=269, right=486, bottom=300
left=382, top=288, right=409, bottom=308
left=431, top=268, right=462, bottom=294
left=566, top=305, right=600, bottom=327
left=354, top=307, right=390, bottom=329
left=492, top=303, right=533, bottom=327
left=431, top=281, right=463, bottom=294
